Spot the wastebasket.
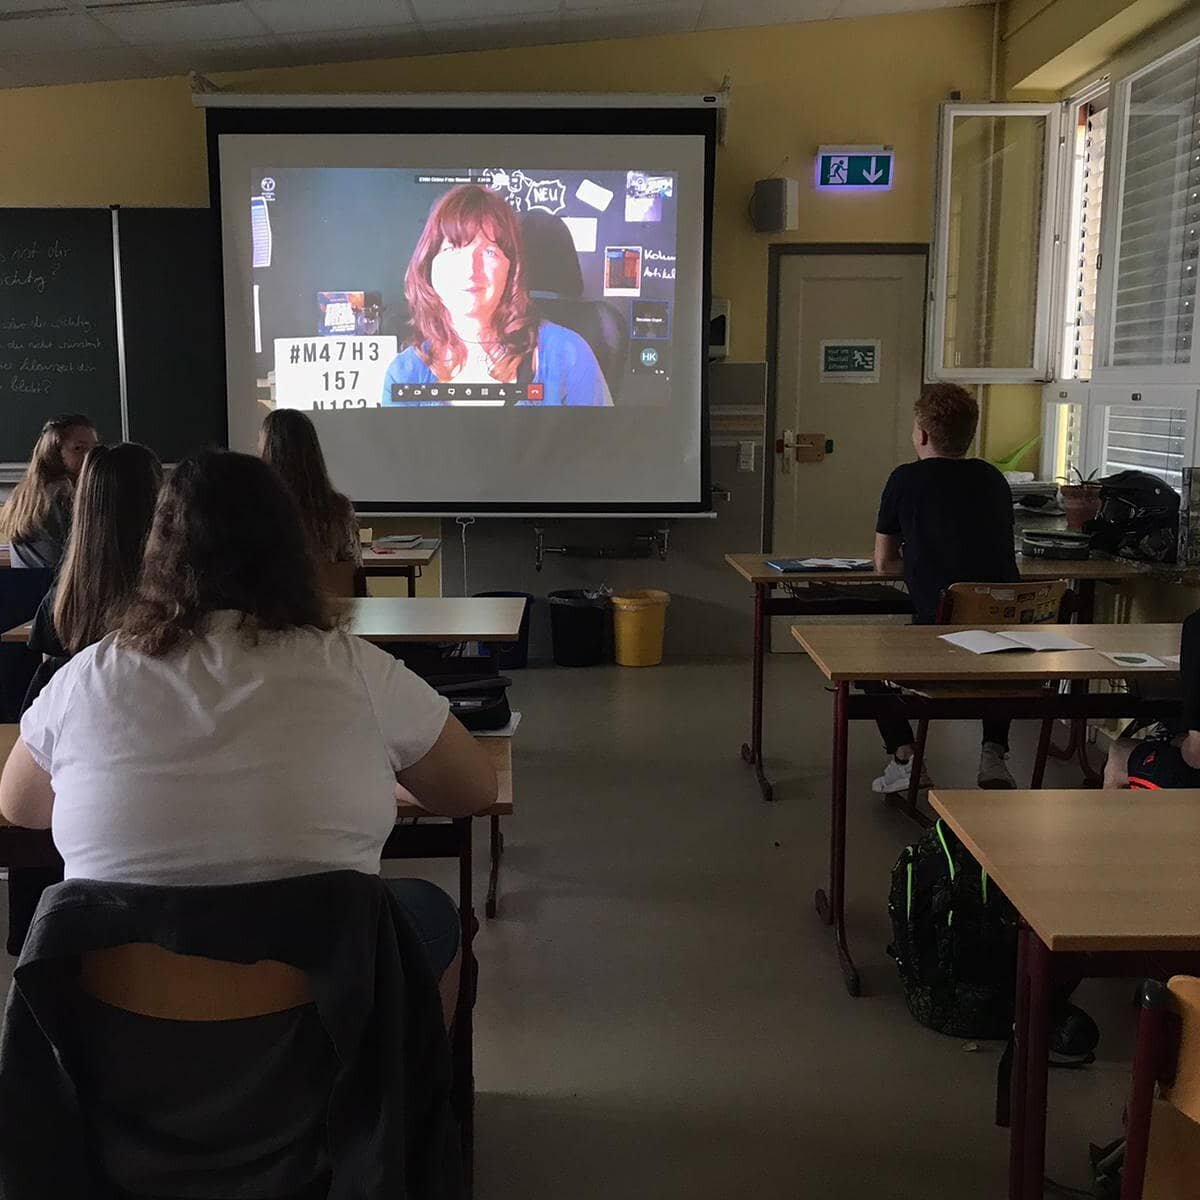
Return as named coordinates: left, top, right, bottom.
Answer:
left=474, top=591, right=534, bottom=669
left=547, top=589, right=610, bottom=667
left=611, top=590, right=670, bottom=667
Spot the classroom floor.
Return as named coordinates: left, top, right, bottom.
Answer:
left=0, top=656, right=1135, bottom=1198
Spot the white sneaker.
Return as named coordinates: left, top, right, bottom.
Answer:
left=872, top=756, right=932, bottom=795
left=978, top=742, right=1016, bottom=789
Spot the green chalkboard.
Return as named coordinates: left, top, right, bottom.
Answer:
left=0, top=209, right=122, bottom=461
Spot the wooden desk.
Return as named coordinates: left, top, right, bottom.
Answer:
left=791, top=622, right=1182, bottom=996
left=362, top=543, right=440, bottom=598
left=725, top=552, right=1150, bottom=801
left=929, top=788, right=1200, bottom=1200
left=3, top=596, right=526, bottom=647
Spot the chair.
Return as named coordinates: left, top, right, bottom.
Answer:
left=1122, top=976, right=1200, bottom=1198
left=520, top=210, right=630, bottom=401
left=0, top=568, right=53, bottom=723
left=903, top=581, right=1072, bottom=816
left=318, top=559, right=366, bottom=598
left=0, top=873, right=462, bottom=1199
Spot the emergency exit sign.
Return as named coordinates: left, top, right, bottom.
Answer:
left=816, top=146, right=894, bottom=191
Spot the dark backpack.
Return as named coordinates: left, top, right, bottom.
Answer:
left=887, top=819, right=1019, bottom=1038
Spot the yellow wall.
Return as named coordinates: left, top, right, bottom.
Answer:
left=0, top=7, right=994, bottom=368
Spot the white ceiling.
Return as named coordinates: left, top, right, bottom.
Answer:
left=0, top=0, right=989, bottom=89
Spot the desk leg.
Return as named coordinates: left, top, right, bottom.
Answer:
left=485, top=815, right=503, bottom=919
left=815, top=681, right=860, bottom=996
left=453, top=818, right=475, bottom=1190
left=739, top=582, right=775, bottom=801
left=1010, top=927, right=1052, bottom=1200
left=1048, top=580, right=1099, bottom=778
left=407, top=567, right=417, bottom=599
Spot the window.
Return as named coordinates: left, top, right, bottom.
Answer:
left=928, top=104, right=1062, bottom=383
left=1060, top=92, right=1108, bottom=380
left=1101, top=37, right=1200, bottom=372
left=1041, top=387, right=1088, bottom=482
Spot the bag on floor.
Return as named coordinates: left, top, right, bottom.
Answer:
left=887, top=819, right=1019, bottom=1039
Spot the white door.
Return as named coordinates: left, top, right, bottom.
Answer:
left=770, top=252, right=927, bottom=646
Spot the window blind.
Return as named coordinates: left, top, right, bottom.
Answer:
left=1102, top=405, right=1188, bottom=487
left=1111, top=43, right=1200, bottom=367
left=1070, top=103, right=1106, bottom=378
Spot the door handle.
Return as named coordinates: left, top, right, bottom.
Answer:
left=775, top=429, right=796, bottom=474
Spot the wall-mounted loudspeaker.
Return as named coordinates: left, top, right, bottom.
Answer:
left=750, top=177, right=799, bottom=233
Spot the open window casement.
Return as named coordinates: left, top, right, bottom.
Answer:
left=928, top=103, right=1064, bottom=384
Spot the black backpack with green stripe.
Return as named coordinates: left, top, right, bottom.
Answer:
left=887, top=819, right=1019, bottom=1039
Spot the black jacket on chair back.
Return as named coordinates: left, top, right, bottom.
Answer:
left=0, top=871, right=462, bottom=1200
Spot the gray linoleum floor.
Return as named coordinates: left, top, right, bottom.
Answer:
left=0, top=655, right=1136, bottom=1198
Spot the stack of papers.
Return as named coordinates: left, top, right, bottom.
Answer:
left=766, top=557, right=873, bottom=573
left=940, top=630, right=1092, bottom=655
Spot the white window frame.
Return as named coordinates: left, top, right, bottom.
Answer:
left=927, top=102, right=1064, bottom=384
left=1087, top=385, right=1200, bottom=483
left=1053, top=81, right=1110, bottom=382
left=1092, top=34, right=1200, bottom=385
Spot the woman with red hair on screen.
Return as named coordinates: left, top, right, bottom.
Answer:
left=382, top=183, right=612, bottom=406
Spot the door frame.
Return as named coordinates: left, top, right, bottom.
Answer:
left=762, top=242, right=930, bottom=550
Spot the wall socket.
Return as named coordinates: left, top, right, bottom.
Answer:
left=737, top=441, right=756, bottom=472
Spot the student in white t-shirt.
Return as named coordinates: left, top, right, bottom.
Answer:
left=0, top=449, right=496, bottom=1023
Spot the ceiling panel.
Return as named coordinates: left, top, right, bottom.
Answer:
left=423, top=13, right=562, bottom=55
left=560, top=1, right=701, bottom=40
left=98, top=1, right=266, bottom=45
left=140, top=35, right=295, bottom=73
left=0, top=12, right=118, bottom=52
left=247, top=0, right=414, bottom=36
left=698, top=0, right=840, bottom=29
left=0, top=0, right=991, bottom=88
left=411, top=0, right=561, bottom=17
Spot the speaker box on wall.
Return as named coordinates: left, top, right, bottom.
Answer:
left=750, top=178, right=799, bottom=233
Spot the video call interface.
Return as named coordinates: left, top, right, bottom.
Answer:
left=250, top=166, right=680, bottom=411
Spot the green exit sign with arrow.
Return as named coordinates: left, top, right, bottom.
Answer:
left=816, top=145, right=895, bottom=191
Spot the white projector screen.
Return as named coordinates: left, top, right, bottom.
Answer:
left=208, top=104, right=715, bottom=514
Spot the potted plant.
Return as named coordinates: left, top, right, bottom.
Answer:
left=1058, top=467, right=1102, bottom=531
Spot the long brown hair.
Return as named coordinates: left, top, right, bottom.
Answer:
left=259, top=409, right=355, bottom=563
left=405, top=184, right=539, bottom=381
left=53, top=443, right=162, bottom=655
left=120, top=450, right=335, bottom=657
left=0, top=414, right=96, bottom=542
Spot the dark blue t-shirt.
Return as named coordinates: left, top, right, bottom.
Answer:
left=875, top=457, right=1017, bottom=624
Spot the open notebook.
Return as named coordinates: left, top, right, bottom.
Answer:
left=940, top=630, right=1093, bottom=655
left=766, top=557, right=873, bottom=573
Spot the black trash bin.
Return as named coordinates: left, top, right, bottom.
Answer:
left=547, top=589, right=609, bottom=667
left=475, top=591, right=534, bottom=669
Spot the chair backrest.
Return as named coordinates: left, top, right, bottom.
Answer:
left=1163, top=976, right=1200, bottom=1125
left=938, top=581, right=1071, bottom=626
left=0, top=568, right=53, bottom=723
left=317, top=559, right=364, bottom=598
left=80, top=943, right=313, bottom=1021
left=1123, top=976, right=1200, bottom=1199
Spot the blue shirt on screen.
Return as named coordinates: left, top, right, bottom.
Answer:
left=381, top=320, right=612, bottom=407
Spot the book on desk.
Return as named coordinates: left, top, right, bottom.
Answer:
left=766, top=557, right=874, bottom=573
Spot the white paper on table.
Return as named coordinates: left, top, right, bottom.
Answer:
left=1165, top=654, right=1181, bottom=666
left=1099, top=652, right=1167, bottom=669
left=940, top=630, right=1093, bottom=655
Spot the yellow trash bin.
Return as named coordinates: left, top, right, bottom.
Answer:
left=611, top=589, right=670, bottom=667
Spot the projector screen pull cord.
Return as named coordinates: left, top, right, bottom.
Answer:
left=456, top=516, right=476, bottom=595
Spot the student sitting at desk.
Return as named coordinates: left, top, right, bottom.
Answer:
left=1104, top=610, right=1200, bottom=789
left=1, top=450, right=497, bottom=1028
left=0, top=414, right=98, bottom=570
left=259, top=408, right=361, bottom=566
left=8, top=443, right=163, bottom=955
left=869, top=383, right=1020, bottom=795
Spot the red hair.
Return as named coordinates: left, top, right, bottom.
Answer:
left=405, top=184, right=539, bottom=382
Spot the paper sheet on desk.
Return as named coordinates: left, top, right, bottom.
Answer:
left=940, top=630, right=1093, bottom=655
left=1099, top=652, right=1167, bottom=669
